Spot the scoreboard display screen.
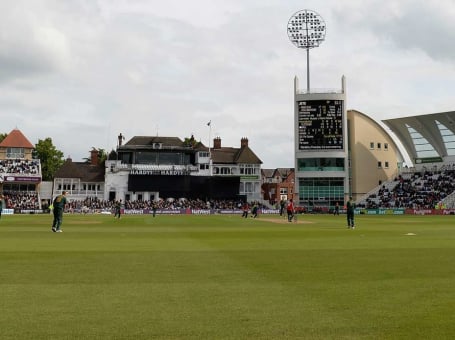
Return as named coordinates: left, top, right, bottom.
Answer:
left=298, top=100, right=343, bottom=150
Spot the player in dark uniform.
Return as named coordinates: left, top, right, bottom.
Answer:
left=346, top=197, right=355, bottom=229
left=52, top=191, right=68, bottom=232
left=114, top=199, right=122, bottom=219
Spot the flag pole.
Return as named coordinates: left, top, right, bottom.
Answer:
left=207, top=120, right=212, bottom=176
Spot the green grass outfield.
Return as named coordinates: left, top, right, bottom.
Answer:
left=1, top=213, right=454, bottom=339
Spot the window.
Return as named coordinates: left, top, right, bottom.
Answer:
left=6, top=147, right=25, bottom=158
left=384, top=143, right=389, bottom=150
left=297, top=157, right=345, bottom=171
left=87, top=184, right=98, bottom=191
left=377, top=143, right=381, bottom=149
left=377, top=161, right=382, bottom=168
left=370, top=142, right=374, bottom=149
left=240, top=164, right=258, bottom=175
left=385, top=161, right=389, bottom=168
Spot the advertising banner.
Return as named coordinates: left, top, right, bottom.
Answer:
left=362, top=209, right=405, bottom=215
left=122, top=209, right=281, bottom=215
left=0, top=175, right=41, bottom=183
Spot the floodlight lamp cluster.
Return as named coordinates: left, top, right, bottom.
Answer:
left=287, top=10, right=326, bottom=49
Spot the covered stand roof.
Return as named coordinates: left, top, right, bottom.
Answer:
left=383, top=111, right=455, bottom=163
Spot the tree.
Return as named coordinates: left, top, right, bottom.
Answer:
left=33, top=138, right=65, bottom=181
left=183, top=134, right=199, bottom=148
left=97, top=148, right=108, bottom=164
left=0, top=133, right=7, bottom=143
left=108, top=149, right=117, bottom=161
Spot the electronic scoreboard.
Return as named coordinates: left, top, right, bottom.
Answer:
left=297, top=100, right=343, bottom=150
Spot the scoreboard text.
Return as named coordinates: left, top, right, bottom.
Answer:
left=298, top=100, right=343, bottom=150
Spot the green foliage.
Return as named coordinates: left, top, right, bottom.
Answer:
left=33, top=137, right=64, bottom=180
left=1, top=214, right=454, bottom=339
left=183, top=134, right=198, bottom=148
left=97, top=148, right=108, bottom=164
left=0, top=132, right=7, bottom=143
left=83, top=148, right=108, bottom=165
left=108, top=149, right=117, bottom=160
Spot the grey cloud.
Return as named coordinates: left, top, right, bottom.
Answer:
left=332, top=1, right=455, bottom=62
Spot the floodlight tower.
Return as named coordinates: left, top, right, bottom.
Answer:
left=287, top=10, right=326, bottom=92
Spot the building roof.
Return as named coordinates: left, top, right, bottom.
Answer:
left=54, top=158, right=104, bottom=182
left=120, top=135, right=262, bottom=165
left=0, top=129, right=34, bottom=148
left=382, top=111, right=455, bottom=163
left=234, top=146, right=262, bottom=164
left=261, top=169, right=275, bottom=178
left=124, top=136, right=185, bottom=148
left=274, top=168, right=294, bottom=177
left=211, top=146, right=262, bottom=165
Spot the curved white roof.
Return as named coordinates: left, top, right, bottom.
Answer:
left=382, top=111, right=455, bottom=162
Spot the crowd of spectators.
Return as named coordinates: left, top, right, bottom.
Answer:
left=126, top=198, right=270, bottom=211
left=0, top=159, right=40, bottom=175
left=1, top=193, right=268, bottom=212
left=5, top=166, right=455, bottom=212
left=2, top=191, right=40, bottom=210
left=62, top=197, right=267, bottom=213
left=360, top=169, right=455, bottom=209
left=65, top=197, right=114, bottom=212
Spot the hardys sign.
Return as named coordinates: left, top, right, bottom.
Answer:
left=129, top=169, right=191, bottom=176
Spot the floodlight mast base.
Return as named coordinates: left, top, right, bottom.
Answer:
left=306, top=48, right=310, bottom=92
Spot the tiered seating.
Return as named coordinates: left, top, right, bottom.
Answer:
left=0, top=159, right=40, bottom=175
left=2, top=191, right=40, bottom=210
left=361, top=169, right=455, bottom=209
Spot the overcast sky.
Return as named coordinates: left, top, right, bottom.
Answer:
left=1, top=0, right=455, bottom=168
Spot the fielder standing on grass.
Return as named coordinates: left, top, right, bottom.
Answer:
left=114, top=199, right=122, bottom=219
left=286, top=199, right=294, bottom=222
left=51, top=191, right=68, bottom=232
left=346, top=196, right=355, bottom=229
left=0, top=194, right=3, bottom=220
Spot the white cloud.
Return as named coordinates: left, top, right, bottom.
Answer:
left=1, top=0, right=455, bottom=167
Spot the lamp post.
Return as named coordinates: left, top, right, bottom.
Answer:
left=287, top=9, right=326, bottom=92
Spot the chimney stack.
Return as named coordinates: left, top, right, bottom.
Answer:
left=118, top=133, right=124, bottom=147
left=213, top=137, right=221, bottom=149
left=240, top=137, right=249, bottom=148
left=90, top=148, right=99, bottom=166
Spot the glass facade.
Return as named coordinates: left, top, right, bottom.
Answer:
left=297, top=157, right=345, bottom=171
left=135, top=152, right=190, bottom=165
left=299, top=177, right=345, bottom=209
